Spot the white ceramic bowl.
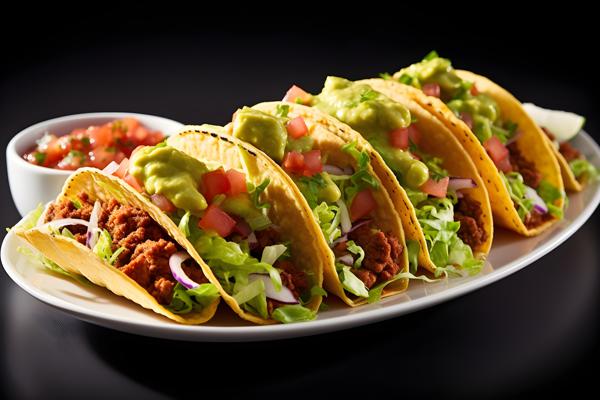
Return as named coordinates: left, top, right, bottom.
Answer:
left=7, top=112, right=184, bottom=217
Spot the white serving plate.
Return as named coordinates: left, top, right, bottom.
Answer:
left=2, top=132, right=599, bottom=342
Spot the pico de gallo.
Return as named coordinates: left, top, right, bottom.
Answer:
left=23, top=118, right=164, bottom=170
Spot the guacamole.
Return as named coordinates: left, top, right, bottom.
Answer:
left=394, top=52, right=516, bottom=144
left=232, top=107, right=287, bottom=162
left=312, top=76, right=429, bottom=188
left=130, top=145, right=209, bottom=215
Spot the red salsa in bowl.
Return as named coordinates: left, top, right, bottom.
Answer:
left=23, top=117, right=165, bottom=170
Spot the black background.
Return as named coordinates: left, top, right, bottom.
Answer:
left=1, top=7, right=598, bottom=399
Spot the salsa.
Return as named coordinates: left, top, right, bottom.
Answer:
left=23, top=118, right=165, bottom=170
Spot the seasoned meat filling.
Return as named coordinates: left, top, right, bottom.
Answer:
left=454, top=197, right=487, bottom=249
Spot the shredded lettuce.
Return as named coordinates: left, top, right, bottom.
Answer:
left=178, top=211, right=191, bottom=237
left=569, top=158, right=599, bottom=182
left=340, top=141, right=379, bottom=200
left=312, top=202, right=341, bottom=245
left=92, top=229, right=124, bottom=266
left=272, top=304, right=316, bottom=323
left=537, top=180, right=564, bottom=219
left=406, top=239, right=420, bottom=274
left=14, top=204, right=44, bottom=231
left=297, top=173, right=328, bottom=209
left=404, top=187, right=429, bottom=207
left=414, top=197, right=483, bottom=276
left=17, top=246, right=90, bottom=285
left=168, top=282, right=219, bottom=314
left=501, top=172, right=534, bottom=220
left=368, top=271, right=440, bottom=303
left=336, top=263, right=369, bottom=298
left=346, top=240, right=365, bottom=268
left=248, top=178, right=271, bottom=209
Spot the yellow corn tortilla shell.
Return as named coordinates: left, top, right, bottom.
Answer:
left=16, top=169, right=219, bottom=324
left=381, top=71, right=564, bottom=236
left=165, top=128, right=323, bottom=317
left=168, top=119, right=407, bottom=306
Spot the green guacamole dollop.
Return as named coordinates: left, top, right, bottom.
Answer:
left=130, top=145, right=209, bottom=215
left=232, top=107, right=287, bottom=162
left=312, top=76, right=429, bottom=188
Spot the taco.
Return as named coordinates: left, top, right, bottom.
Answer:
left=383, top=51, right=565, bottom=235
left=522, top=102, right=598, bottom=192
left=282, top=79, right=492, bottom=275
left=15, top=169, right=220, bottom=324
left=167, top=113, right=410, bottom=306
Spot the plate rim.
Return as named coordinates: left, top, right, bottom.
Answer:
left=3, top=131, right=600, bottom=342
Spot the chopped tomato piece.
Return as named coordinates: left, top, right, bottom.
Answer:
left=44, top=137, right=67, bottom=166
left=283, top=85, right=311, bottom=104
left=198, top=204, right=236, bottom=237
left=460, top=112, right=473, bottom=130
left=389, top=127, right=409, bottom=149
left=470, top=84, right=479, bottom=96
left=151, top=194, right=176, bottom=213
left=124, top=173, right=144, bottom=192
left=283, top=151, right=305, bottom=174
left=350, top=190, right=377, bottom=222
left=302, top=150, right=322, bottom=176
left=420, top=177, right=450, bottom=198
left=202, top=168, right=231, bottom=203
left=114, top=158, right=129, bottom=178
left=408, top=124, right=421, bottom=145
left=226, top=169, right=248, bottom=196
left=88, top=147, right=117, bottom=169
left=484, top=136, right=509, bottom=166
left=496, top=155, right=512, bottom=173
left=119, top=117, right=140, bottom=134
left=286, top=117, right=309, bottom=139
left=422, top=83, right=441, bottom=98
left=89, top=125, right=113, bottom=147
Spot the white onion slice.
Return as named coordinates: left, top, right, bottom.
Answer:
left=247, top=232, right=258, bottom=248
left=43, top=218, right=90, bottom=230
left=347, top=219, right=372, bottom=234
left=524, top=187, right=548, bottom=214
left=331, top=235, right=347, bottom=246
left=86, top=201, right=102, bottom=248
left=169, top=251, right=198, bottom=289
left=322, top=165, right=346, bottom=175
left=336, top=254, right=354, bottom=266
left=336, top=200, right=352, bottom=234
left=102, top=161, right=119, bottom=175
left=249, top=274, right=298, bottom=304
left=448, top=178, right=477, bottom=191
left=505, top=129, right=523, bottom=146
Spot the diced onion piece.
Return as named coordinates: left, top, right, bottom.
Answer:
left=422, top=83, right=441, bottom=98
left=524, top=187, right=548, bottom=214
left=347, top=219, right=372, bottom=234
left=336, top=254, right=354, bottom=266
left=448, top=178, right=477, bottom=191
left=331, top=235, right=348, bottom=246
left=247, top=232, right=258, bottom=249
left=151, top=194, right=176, bottom=213
left=169, top=251, right=198, bottom=289
left=86, top=201, right=102, bottom=248
left=249, top=274, right=298, bottom=304
left=322, top=164, right=346, bottom=175
left=336, top=199, right=352, bottom=234
left=102, top=161, right=119, bottom=175
left=505, top=129, right=523, bottom=146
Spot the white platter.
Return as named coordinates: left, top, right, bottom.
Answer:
left=2, top=132, right=599, bottom=342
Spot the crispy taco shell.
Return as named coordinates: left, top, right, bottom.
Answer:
left=168, top=118, right=408, bottom=306
left=16, top=169, right=219, bottom=324
left=370, top=72, right=564, bottom=236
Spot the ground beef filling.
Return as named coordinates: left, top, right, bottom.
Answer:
left=543, top=127, right=581, bottom=162
left=507, top=142, right=542, bottom=188
left=454, top=197, right=487, bottom=249
left=249, top=227, right=308, bottom=311
left=334, top=224, right=403, bottom=290
left=45, top=193, right=207, bottom=305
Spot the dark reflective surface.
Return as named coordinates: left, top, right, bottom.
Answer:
left=1, top=11, right=598, bottom=398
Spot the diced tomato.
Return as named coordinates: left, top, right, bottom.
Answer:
left=128, top=126, right=149, bottom=143
left=56, top=153, right=85, bottom=170
left=88, top=147, right=117, bottom=169
left=114, top=158, right=130, bottom=178
left=283, top=85, right=311, bottom=104
left=302, top=150, right=322, bottom=176
left=460, top=112, right=473, bottom=130
left=389, top=127, right=409, bottom=149
left=484, top=136, right=510, bottom=167
left=89, top=125, right=113, bottom=147
left=283, top=151, right=305, bottom=174
left=408, top=124, right=421, bottom=145
left=202, top=168, right=231, bottom=203
left=198, top=204, right=236, bottom=237
left=44, top=137, right=67, bottom=166
left=119, top=117, right=140, bottom=134
left=423, top=83, right=441, bottom=98
left=226, top=169, right=247, bottom=196
left=470, top=84, right=479, bottom=96
left=350, top=190, right=377, bottom=222
left=420, top=177, right=450, bottom=198
left=151, top=194, right=176, bottom=213
left=496, top=155, right=512, bottom=173
left=124, top=173, right=144, bottom=192
left=144, top=130, right=165, bottom=145
left=233, top=219, right=252, bottom=237
left=286, top=117, right=309, bottom=139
